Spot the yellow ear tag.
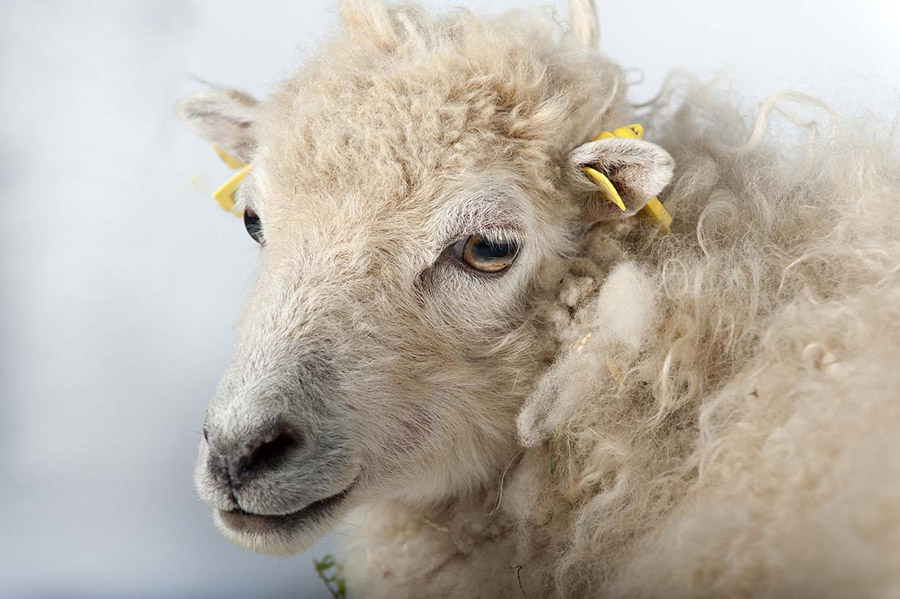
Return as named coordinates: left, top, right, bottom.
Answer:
left=581, top=167, right=628, bottom=212
left=581, top=123, right=673, bottom=234
left=213, top=144, right=247, bottom=170
left=210, top=144, right=251, bottom=217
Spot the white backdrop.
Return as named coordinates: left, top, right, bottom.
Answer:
left=1, top=1, right=897, bottom=597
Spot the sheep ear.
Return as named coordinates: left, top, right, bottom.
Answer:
left=568, top=137, right=674, bottom=223
left=176, top=87, right=259, bottom=163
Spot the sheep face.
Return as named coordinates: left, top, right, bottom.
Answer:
left=178, top=2, right=673, bottom=556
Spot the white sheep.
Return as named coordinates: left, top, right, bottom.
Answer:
left=178, top=1, right=900, bottom=597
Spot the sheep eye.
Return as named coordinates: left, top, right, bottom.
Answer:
left=452, top=234, right=519, bottom=274
left=243, top=209, right=263, bottom=244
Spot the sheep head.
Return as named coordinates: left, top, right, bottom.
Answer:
left=178, top=0, right=673, bottom=555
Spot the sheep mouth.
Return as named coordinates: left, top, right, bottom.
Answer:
left=218, top=479, right=358, bottom=536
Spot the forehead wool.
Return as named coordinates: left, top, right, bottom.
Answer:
left=255, top=3, right=624, bottom=214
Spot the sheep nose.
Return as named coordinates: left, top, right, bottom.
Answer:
left=204, top=426, right=299, bottom=489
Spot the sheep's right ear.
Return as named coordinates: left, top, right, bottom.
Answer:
left=176, top=87, right=259, bottom=163
left=567, top=137, right=674, bottom=223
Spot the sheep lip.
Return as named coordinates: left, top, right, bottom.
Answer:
left=218, top=479, right=358, bottom=535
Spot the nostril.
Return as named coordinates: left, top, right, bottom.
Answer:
left=206, top=426, right=300, bottom=489
left=245, top=430, right=297, bottom=477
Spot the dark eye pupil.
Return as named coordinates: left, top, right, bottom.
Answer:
left=454, top=234, right=519, bottom=274
left=243, top=209, right=263, bottom=244
left=472, top=239, right=513, bottom=261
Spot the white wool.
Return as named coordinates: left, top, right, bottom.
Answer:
left=517, top=262, right=660, bottom=447
left=589, top=263, right=659, bottom=351
left=514, top=77, right=900, bottom=596
left=343, top=76, right=900, bottom=596
left=592, top=264, right=658, bottom=351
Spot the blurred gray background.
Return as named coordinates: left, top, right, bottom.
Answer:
left=1, top=0, right=897, bottom=597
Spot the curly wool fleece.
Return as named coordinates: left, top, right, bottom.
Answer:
left=179, top=0, right=900, bottom=595
left=517, top=78, right=900, bottom=597
left=341, top=65, right=900, bottom=599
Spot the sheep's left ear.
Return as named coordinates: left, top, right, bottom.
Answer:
left=176, top=87, right=259, bottom=164
left=567, top=137, right=674, bottom=222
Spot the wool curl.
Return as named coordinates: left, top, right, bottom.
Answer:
left=512, top=75, right=900, bottom=597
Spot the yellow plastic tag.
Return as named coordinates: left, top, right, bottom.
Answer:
left=581, top=123, right=673, bottom=234
left=212, top=144, right=246, bottom=170
left=210, top=145, right=250, bottom=217
left=212, top=164, right=252, bottom=214
left=581, top=166, right=627, bottom=212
